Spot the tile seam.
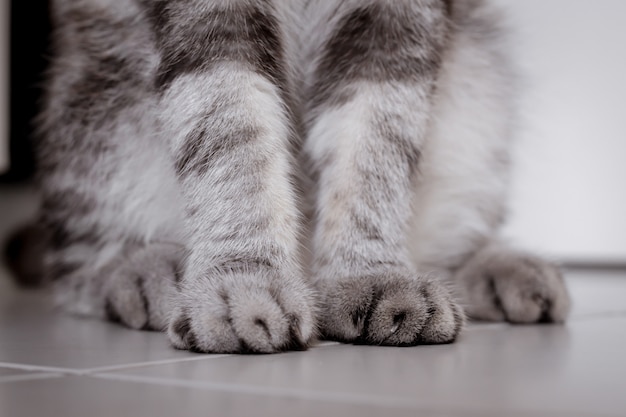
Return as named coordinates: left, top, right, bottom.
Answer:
left=0, top=372, right=64, bottom=384
left=91, top=372, right=425, bottom=411
left=0, top=362, right=81, bottom=375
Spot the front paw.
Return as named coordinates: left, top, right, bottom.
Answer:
left=167, top=266, right=317, bottom=353
left=317, top=271, right=464, bottom=346
left=455, top=247, right=571, bottom=323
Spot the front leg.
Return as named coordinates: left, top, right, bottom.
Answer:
left=303, top=0, right=463, bottom=345
left=149, top=1, right=315, bottom=353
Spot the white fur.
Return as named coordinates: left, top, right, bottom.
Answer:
left=159, top=63, right=301, bottom=269
left=408, top=4, right=517, bottom=272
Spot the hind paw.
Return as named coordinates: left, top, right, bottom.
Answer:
left=103, top=243, right=183, bottom=331
left=455, top=246, right=571, bottom=323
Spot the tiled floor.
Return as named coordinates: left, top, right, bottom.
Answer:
left=1, top=185, right=626, bottom=417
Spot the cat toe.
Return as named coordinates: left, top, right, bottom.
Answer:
left=399, top=278, right=464, bottom=345
left=227, top=284, right=309, bottom=353
left=104, top=274, right=152, bottom=330
left=168, top=268, right=316, bottom=353
left=319, top=272, right=464, bottom=346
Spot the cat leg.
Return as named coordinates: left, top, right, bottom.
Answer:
left=301, top=0, right=463, bottom=346
left=38, top=0, right=185, bottom=331
left=407, top=1, right=571, bottom=324
left=38, top=192, right=185, bottom=333
left=145, top=1, right=316, bottom=353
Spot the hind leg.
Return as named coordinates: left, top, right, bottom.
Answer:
left=408, top=2, right=570, bottom=324
left=38, top=0, right=184, bottom=329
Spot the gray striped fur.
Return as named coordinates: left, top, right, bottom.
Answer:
left=28, top=0, right=569, bottom=354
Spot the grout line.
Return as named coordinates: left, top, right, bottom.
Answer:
left=0, top=372, right=64, bottom=384
left=0, top=362, right=82, bottom=375
left=0, top=341, right=340, bottom=378
left=84, top=354, right=232, bottom=374
left=88, top=341, right=342, bottom=374
left=0, top=355, right=232, bottom=376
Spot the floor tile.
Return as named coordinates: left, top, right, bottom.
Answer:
left=103, top=318, right=626, bottom=417
left=0, top=367, right=31, bottom=378
left=0, top=288, right=198, bottom=369
left=0, top=375, right=493, bottom=417
left=565, top=269, right=626, bottom=318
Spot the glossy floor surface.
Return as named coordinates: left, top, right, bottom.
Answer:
left=1, top=185, right=626, bottom=417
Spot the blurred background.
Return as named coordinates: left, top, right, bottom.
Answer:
left=0, top=0, right=625, bottom=265
left=495, top=0, right=626, bottom=265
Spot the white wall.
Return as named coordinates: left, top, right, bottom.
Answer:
left=495, top=0, right=626, bottom=262
left=0, top=1, right=8, bottom=173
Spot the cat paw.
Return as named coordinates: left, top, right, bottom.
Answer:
left=454, top=246, right=571, bottom=323
left=103, top=243, right=183, bottom=331
left=167, top=266, right=317, bottom=353
left=317, top=271, right=464, bottom=346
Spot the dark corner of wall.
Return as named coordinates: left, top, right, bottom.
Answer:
left=1, top=0, right=52, bottom=184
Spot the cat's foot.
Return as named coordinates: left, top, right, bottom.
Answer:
left=167, top=266, right=317, bottom=354
left=454, top=245, right=571, bottom=323
left=103, top=243, right=184, bottom=331
left=317, top=270, right=464, bottom=346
